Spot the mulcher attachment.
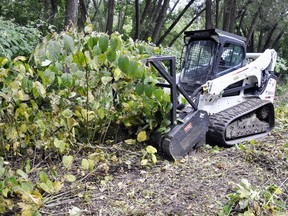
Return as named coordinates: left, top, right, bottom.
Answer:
left=161, top=109, right=209, bottom=159
left=147, top=56, right=209, bottom=159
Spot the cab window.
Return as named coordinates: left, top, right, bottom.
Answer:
left=181, top=40, right=214, bottom=84
left=219, top=43, right=244, bottom=73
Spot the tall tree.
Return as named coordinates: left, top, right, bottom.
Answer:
left=134, top=0, right=140, bottom=39
left=169, top=7, right=206, bottom=47
left=151, top=0, right=170, bottom=43
left=106, top=0, right=115, bottom=34
left=117, top=0, right=126, bottom=33
left=79, top=0, right=89, bottom=28
left=205, top=0, right=213, bottom=29
left=157, top=0, right=195, bottom=45
left=64, top=0, right=79, bottom=28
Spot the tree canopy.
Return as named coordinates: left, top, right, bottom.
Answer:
left=0, top=0, right=287, bottom=57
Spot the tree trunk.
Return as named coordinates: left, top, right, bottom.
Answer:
left=134, top=0, right=140, bottom=39
left=151, top=0, right=163, bottom=23
left=151, top=0, right=170, bottom=43
left=263, top=22, right=278, bottom=50
left=157, top=0, right=195, bottom=45
left=92, top=0, right=104, bottom=31
left=79, top=0, right=88, bottom=29
left=215, top=0, right=221, bottom=28
left=246, top=8, right=260, bottom=46
left=169, top=8, right=206, bottom=47
left=228, top=0, right=236, bottom=32
left=106, top=0, right=115, bottom=35
left=236, top=9, right=246, bottom=35
left=272, top=27, right=286, bottom=49
left=205, top=0, right=213, bottom=29
left=140, top=0, right=152, bottom=24
left=117, top=0, right=125, bottom=33
left=257, top=30, right=263, bottom=52
left=64, top=0, right=79, bottom=29
left=222, top=0, right=230, bottom=31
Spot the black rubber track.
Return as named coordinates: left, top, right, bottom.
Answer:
left=206, top=98, right=274, bottom=147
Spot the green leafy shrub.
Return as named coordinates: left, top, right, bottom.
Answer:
left=0, top=17, right=41, bottom=59
left=220, top=179, right=287, bottom=215
left=0, top=26, right=171, bottom=156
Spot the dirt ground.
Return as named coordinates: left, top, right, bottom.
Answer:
left=38, top=128, right=288, bottom=216
left=6, top=95, right=287, bottom=216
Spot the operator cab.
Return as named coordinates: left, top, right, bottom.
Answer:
left=180, top=29, right=246, bottom=93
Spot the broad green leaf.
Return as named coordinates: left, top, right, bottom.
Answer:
left=39, top=182, right=51, bottom=193
left=81, top=159, right=89, bottom=170
left=141, top=159, right=148, bottom=166
left=33, top=81, right=46, bottom=97
left=2, top=188, right=9, bottom=197
left=47, top=40, right=61, bottom=61
left=62, top=109, right=74, bottom=118
left=98, top=53, right=106, bottom=63
left=73, top=51, right=87, bottom=67
left=63, top=35, right=75, bottom=52
left=135, top=83, right=144, bottom=96
left=99, top=34, right=109, bottom=53
left=64, top=174, right=76, bottom=182
left=147, top=36, right=152, bottom=43
left=223, top=204, right=232, bottom=214
left=17, top=169, right=28, bottom=180
left=54, top=180, right=63, bottom=193
left=54, top=138, right=66, bottom=153
left=0, top=57, right=8, bottom=67
left=129, top=61, right=138, bottom=77
left=14, top=56, right=27, bottom=62
left=110, top=37, right=119, bottom=51
left=87, top=36, right=98, bottom=49
left=113, top=68, right=122, bottom=81
left=107, top=50, right=116, bottom=62
left=151, top=154, right=157, bottom=164
left=21, top=77, right=32, bottom=91
left=137, top=131, right=147, bottom=142
left=62, top=155, right=74, bottom=169
left=154, top=89, right=164, bottom=101
left=124, top=139, right=136, bottom=145
left=25, top=159, right=31, bottom=173
left=61, top=73, right=73, bottom=87
left=67, top=118, right=78, bottom=130
left=17, top=90, right=30, bottom=101
left=146, top=145, right=157, bottom=154
left=118, top=55, right=129, bottom=74
left=39, top=171, right=49, bottom=183
left=101, top=76, right=113, bottom=85
left=20, top=181, right=34, bottom=193
left=145, top=85, right=153, bottom=97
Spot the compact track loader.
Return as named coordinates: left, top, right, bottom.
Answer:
left=148, top=29, right=277, bottom=159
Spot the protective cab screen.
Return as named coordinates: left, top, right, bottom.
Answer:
left=181, top=40, right=214, bottom=84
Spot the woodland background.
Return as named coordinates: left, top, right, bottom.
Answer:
left=0, top=0, right=287, bottom=215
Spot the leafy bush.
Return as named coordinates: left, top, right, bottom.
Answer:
left=0, top=17, right=41, bottom=59
left=220, top=179, right=287, bottom=215
left=0, top=26, right=171, bottom=156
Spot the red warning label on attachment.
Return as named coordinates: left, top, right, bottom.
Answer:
left=184, top=122, right=193, bottom=133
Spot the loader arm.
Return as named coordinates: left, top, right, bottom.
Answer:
left=205, top=49, right=277, bottom=99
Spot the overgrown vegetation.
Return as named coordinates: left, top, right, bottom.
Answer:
left=0, top=24, right=173, bottom=213
left=0, top=16, right=287, bottom=215
left=0, top=18, right=41, bottom=59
